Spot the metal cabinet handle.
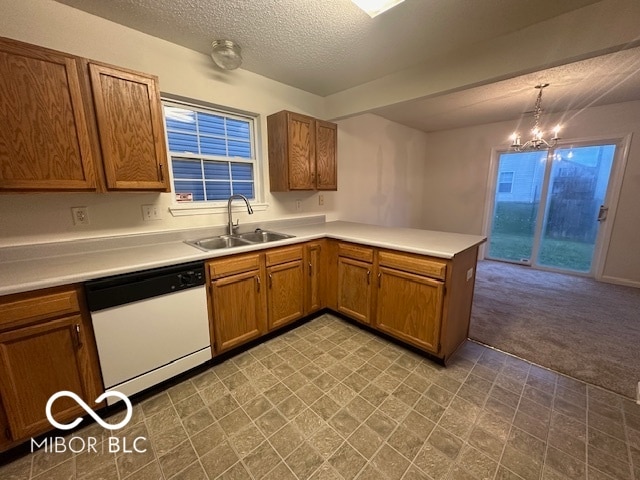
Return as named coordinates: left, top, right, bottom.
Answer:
left=366, top=270, right=371, bottom=285
left=255, top=275, right=261, bottom=292
left=159, top=163, right=165, bottom=181
left=268, top=273, right=273, bottom=289
left=75, top=324, right=82, bottom=348
left=308, top=261, right=313, bottom=277
left=378, top=272, right=382, bottom=288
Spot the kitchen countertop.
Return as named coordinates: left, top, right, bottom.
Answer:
left=0, top=220, right=486, bottom=296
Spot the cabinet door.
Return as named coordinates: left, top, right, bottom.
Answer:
left=316, top=120, right=337, bottom=190
left=337, top=257, right=372, bottom=324
left=0, top=38, right=96, bottom=191
left=267, top=260, right=304, bottom=330
left=305, top=242, right=324, bottom=314
left=89, top=63, right=169, bottom=191
left=0, top=396, right=11, bottom=451
left=287, top=112, right=315, bottom=190
left=211, top=270, right=265, bottom=353
left=375, top=267, right=444, bottom=354
left=0, top=315, right=97, bottom=440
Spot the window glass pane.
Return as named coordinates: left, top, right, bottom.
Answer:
left=164, top=107, right=196, bottom=133
left=232, top=182, right=254, bottom=198
left=499, top=172, right=514, bottom=182
left=200, top=137, right=227, bottom=156
left=197, top=113, right=226, bottom=136
left=167, top=132, right=198, bottom=153
left=228, top=140, right=251, bottom=158
left=203, top=161, right=230, bottom=180
left=174, top=180, right=205, bottom=201
left=172, top=158, right=202, bottom=179
left=205, top=182, right=232, bottom=200
left=231, top=162, right=253, bottom=181
left=226, top=119, right=251, bottom=140
left=498, top=182, right=511, bottom=193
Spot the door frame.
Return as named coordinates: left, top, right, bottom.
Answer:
left=481, top=133, right=632, bottom=280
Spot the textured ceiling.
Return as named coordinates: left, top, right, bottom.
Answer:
left=53, top=0, right=600, bottom=96
left=371, top=47, right=640, bottom=132
left=51, top=0, right=640, bottom=132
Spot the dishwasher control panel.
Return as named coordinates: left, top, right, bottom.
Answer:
left=85, top=261, right=206, bottom=312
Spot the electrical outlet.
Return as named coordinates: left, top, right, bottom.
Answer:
left=466, top=267, right=474, bottom=281
left=71, top=207, right=89, bottom=226
left=142, top=204, right=162, bottom=221
left=318, top=194, right=324, bottom=206
left=296, top=200, right=302, bottom=212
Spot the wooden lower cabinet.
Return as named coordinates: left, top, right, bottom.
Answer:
left=0, top=285, right=103, bottom=447
left=210, top=268, right=266, bottom=353
left=375, top=266, right=444, bottom=354
left=304, top=241, right=325, bottom=314
left=267, top=260, right=304, bottom=330
left=337, top=256, right=373, bottom=324
left=333, top=241, right=480, bottom=363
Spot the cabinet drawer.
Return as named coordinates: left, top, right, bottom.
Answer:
left=378, top=250, right=447, bottom=280
left=0, top=286, right=81, bottom=330
left=338, top=243, right=374, bottom=263
left=265, top=245, right=303, bottom=267
left=208, top=253, right=261, bottom=279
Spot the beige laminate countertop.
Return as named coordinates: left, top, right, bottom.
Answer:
left=0, top=221, right=486, bottom=296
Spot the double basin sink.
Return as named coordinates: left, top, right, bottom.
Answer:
left=186, top=229, right=295, bottom=251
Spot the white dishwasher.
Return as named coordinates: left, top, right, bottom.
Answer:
left=85, top=261, right=211, bottom=404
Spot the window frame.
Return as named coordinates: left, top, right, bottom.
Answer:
left=160, top=95, right=268, bottom=216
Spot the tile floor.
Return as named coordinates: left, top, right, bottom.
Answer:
left=1, top=314, right=639, bottom=480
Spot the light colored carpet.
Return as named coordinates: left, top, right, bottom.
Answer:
left=469, top=260, right=640, bottom=399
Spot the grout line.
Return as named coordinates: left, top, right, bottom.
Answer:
left=539, top=367, right=559, bottom=480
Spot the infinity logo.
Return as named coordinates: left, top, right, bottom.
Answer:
left=45, top=391, right=133, bottom=431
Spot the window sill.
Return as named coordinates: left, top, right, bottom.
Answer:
left=169, top=202, right=269, bottom=217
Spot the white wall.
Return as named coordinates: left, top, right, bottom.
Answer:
left=0, top=0, right=336, bottom=246
left=335, top=114, right=428, bottom=228
left=421, top=101, right=640, bottom=285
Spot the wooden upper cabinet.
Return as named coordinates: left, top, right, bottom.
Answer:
left=0, top=37, right=169, bottom=193
left=88, top=63, right=169, bottom=191
left=0, top=37, right=96, bottom=191
left=267, top=110, right=337, bottom=192
left=315, top=120, right=337, bottom=190
left=287, top=112, right=315, bottom=190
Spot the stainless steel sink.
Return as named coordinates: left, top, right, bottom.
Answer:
left=185, top=229, right=295, bottom=251
left=237, top=230, right=294, bottom=243
left=186, top=235, right=252, bottom=251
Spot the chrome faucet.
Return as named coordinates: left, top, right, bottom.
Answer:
left=227, top=194, right=254, bottom=235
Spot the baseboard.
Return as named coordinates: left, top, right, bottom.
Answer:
left=599, top=275, right=640, bottom=288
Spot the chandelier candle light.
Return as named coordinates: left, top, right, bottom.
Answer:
left=510, top=83, right=561, bottom=151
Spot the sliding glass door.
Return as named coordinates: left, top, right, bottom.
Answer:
left=486, top=143, right=616, bottom=274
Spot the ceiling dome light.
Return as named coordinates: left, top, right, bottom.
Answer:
left=211, top=40, right=242, bottom=70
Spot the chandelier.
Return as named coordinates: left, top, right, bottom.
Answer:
left=510, top=83, right=561, bottom=151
